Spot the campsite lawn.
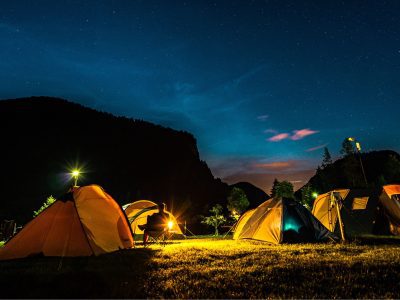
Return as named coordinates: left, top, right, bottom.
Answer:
left=1, top=237, right=400, bottom=298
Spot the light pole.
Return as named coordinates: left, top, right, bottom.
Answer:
left=71, top=170, right=80, bottom=187
left=348, top=137, right=368, bottom=187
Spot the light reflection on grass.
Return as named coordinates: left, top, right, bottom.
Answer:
left=143, top=237, right=400, bottom=298
left=1, top=237, right=400, bottom=298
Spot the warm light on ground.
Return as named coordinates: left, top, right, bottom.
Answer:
left=1, top=237, right=400, bottom=298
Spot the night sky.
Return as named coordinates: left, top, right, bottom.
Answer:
left=1, top=1, right=400, bottom=192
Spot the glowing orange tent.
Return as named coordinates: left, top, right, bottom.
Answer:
left=0, top=185, right=134, bottom=260
left=123, top=200, right=183, bottom=236
left=379, top=185, right=400, bottom=235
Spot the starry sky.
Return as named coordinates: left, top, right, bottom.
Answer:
left=1, top=1, right=400, bottom=192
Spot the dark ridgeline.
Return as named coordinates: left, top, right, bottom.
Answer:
left=230, top=181, right=270, bottom=208
left=295, top=150, right=400, bottom=202
left=0, top=96, right=229, bottom=228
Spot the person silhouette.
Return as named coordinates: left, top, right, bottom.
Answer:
left=139, top=203, right=169, bottom=245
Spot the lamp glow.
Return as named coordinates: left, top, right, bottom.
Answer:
left=168, top=221, right=174, bottom=230
left=71, top=169, right=81, bottom=186
left=312, top=192, right=319, bottom=199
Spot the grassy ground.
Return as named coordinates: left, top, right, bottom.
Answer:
left=1, top=237, right=400, bottom=298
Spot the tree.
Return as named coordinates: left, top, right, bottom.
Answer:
left=275, top=181, right=294, bottom=198
left=227, top=187, right=249, bottom=220
left=300, top=185, right=314, bottom=210
left=270, top=178, right=280, bottom=197
left=201, top=204, right=226, bottom=236
left=340, top=138, right=355, bottom=156
left=384, top=154, right=400, bottom=182
left=322, top=147, right=333, bottom=168
left=33, top=196, right=56, bottom=217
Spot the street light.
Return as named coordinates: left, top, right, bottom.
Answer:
left=71, top=169, right=80, bottom=187
left=347, top=137, right=368, bottom=187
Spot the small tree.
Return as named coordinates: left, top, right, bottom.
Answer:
left=340, top=138, right=355, bottom=156
left=300, top=185, right=314, bottom=209
left=201, top=204, right=226, bottom=236
left=275, top=181, right=294, bottom=198
left=270, top=178, right=280, bottom=197
left=33, top=196, right=56, bottom=217
left=227, top=187, right=249, bottom=220
left=322, top=147, right=333, bottom=168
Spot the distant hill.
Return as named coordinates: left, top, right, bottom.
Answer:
left=230, top=182, right=269, bottom=208
left=295, top=150, right=400, bottom=201
left=0, top=97, right=230, bottom=226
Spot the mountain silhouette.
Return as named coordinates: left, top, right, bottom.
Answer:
left=0, top=96, right=231, bottom=229
left=230, top=181, right=270, bottom=208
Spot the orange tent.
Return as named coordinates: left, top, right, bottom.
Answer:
left=0, top=185, right=134, bottom=260
left=379, top=185, right=400, bottom=235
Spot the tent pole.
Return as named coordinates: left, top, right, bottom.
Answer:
left=333, top=193, right=346, bottom=241
left=222, top=224, right=235, bottom=239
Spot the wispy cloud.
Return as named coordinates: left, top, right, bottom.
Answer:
left=257, top=114, right=269, bottom=121
left=254, top=160, right=304, bottom=171
left=264, top=129, right=277, bottom=134
left=255, top=161, right=293, bottom=169
left=267, top=133, right=289, bottom=142
left=306, top=143, right=329, bottom=152
left=290, top=128, right=319, bottom=140
left=208, top=156, right=318, bottom=193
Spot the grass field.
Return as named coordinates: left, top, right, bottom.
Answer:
left=1, top=237, right=400, bottom=298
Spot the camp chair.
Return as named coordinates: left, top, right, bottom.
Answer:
left=145, top=230, right=168, bottom=247
left=144, top=226, right=177, bottom=247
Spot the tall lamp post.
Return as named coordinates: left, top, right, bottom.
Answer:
left=348, top=137, right=368, bottom=187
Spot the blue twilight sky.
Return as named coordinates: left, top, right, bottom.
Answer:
left=1, top=0, right=400, bottom=192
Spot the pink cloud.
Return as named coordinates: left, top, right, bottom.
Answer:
left=306, top=143, right=328, bottom=152
left=290, top=128, right=319, bottom=140
left=267, top=133, right=289, bottom=142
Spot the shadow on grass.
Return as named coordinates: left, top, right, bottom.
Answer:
left=349, top=235, right=400, bottom=245
left=0, top=248, right=156, bottom=299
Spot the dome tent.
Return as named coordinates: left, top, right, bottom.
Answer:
left=124, top=200, right=183, bottom=237
left=233, top=197, right=335, bottom=244
left=0, top=185, right=134, bottom=260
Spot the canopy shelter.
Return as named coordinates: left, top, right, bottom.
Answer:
left=123, top=200, right=183, bottom=237
left=312, top=185, right=400, bottom=237
left=0, top=185, right=134, bottom=260
left=379, top=185, right=400, bottom=235
left=233, top=197, right=334, bottom=244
